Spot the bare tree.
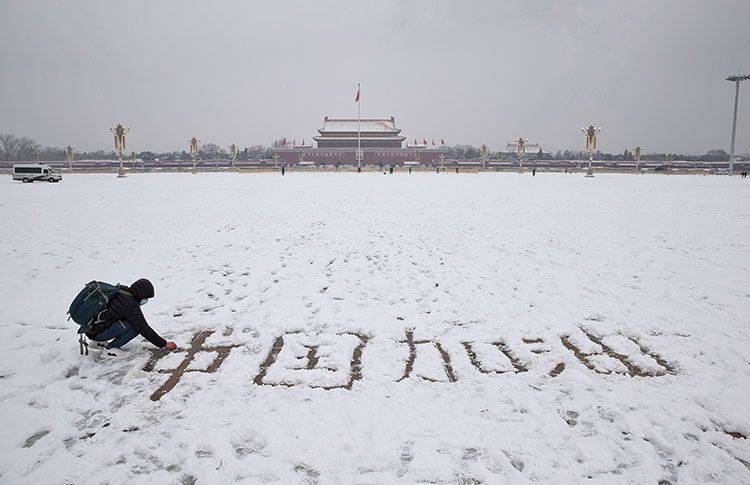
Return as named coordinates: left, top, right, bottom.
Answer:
left=0, top=134, right=22, bottom=162
left=17, top=137, right=40, bottom=161
left=200, top=142, right=225, bottom=158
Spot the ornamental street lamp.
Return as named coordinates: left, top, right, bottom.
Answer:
left=509, top=137, right=526, bottom=172
left=480, top=144, right=489, bottom=170
left=581, top=124, right=601, bottom=177
left=66, top=145, right=74, bottom=170
left=189, top=137, right=200, bottom=174
left=111, top=124, right=129, bottom=178
left=229, top=144, right=238, bottom=171
left=634, top=146, right=641, bottom=172
left=726, top=74, right=749, bottom=176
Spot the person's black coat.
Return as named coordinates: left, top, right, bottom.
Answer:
left=86, top=278, right=167, bottom=348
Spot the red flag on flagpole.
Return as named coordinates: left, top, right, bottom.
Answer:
left=441, top=139, right=445, bottom=145
left=422, top=139, right=427, bottom=145
left=432, top=140, right=435, bottom=146
left=355, top=84, right=360, bottom=102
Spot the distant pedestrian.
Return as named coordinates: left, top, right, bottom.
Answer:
left=389, top=165, right=394, bottom=174
left=455, top=168, right=459, bottom=174
left=409, top=166, right=412, bottom=174
left=281, top=165, right=285, bottom=176
left=532, top=168, right=536, bottom=176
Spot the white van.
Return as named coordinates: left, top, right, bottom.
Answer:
left=12, top=164, right=62, bottom=183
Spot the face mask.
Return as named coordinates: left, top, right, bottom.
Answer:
left=139, top=299, right=149, bottom=306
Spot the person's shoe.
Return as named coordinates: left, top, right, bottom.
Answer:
left=88, top=341, right=108, bottom=354
left=102, top=347, right=125, bottom=358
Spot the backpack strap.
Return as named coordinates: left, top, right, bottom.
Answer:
left=115, top=284, right=134, bottom=297
left=79, top=333, right=89, bottom=356
left=91, top=285, right=132, bottom=327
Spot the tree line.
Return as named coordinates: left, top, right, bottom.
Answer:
left=0, top=132, right=739, bottom=163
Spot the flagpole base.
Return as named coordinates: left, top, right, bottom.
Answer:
left=117, top=168, right=126, bottom=178
left=585, top=169, right=595, bottom=177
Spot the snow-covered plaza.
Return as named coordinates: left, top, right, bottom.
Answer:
left=1, top=172, right=748, bottom=483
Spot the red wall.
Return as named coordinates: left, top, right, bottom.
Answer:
left=272, top=148, right=447, bottom=165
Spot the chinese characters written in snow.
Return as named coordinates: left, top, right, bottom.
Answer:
left=143, top=327, right=676, bottom=401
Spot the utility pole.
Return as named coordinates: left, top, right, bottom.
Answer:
left=356, top=83, right=362, bottom=173
left=726, top=75, right=749, bottom=176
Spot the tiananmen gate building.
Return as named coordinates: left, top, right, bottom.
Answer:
left=271, top=116, right=446, bottom=166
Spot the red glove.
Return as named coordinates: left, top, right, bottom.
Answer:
left=165, top=341, right=177, bottom=351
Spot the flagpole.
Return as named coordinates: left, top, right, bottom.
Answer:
left=357, top=82, right=361, bottom=173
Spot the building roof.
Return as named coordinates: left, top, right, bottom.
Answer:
left=319, top=117, right=400, bottom=134
left=313, top=136, right=406, bottom=142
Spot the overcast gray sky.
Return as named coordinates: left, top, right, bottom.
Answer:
left=1, top=0, right=748, bottom=154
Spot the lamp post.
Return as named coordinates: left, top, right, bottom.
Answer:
left=189, top=137, right=200, bottom=174
left=229, top=144, right=237, bottom=171
left=272, top=153, right=280, bottom=169
left=726, top=75, right=749, bottom=176
left=506, top=137, right=527, bottom=173
left=480, top=144, right=489, bottom=171
left=439, top=153, right=445, bottom=173
left=111, top=124, right=129, bottom=178
left=634, top=146, right=641, bottom=172
left=581, top=124, right=601, bottom=177
left=66, top=145, right=74, bottom=170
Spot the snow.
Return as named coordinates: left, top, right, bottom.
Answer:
left=0, top=172, right=749, bottom=483
left=321, top=118, right=397, bottom=133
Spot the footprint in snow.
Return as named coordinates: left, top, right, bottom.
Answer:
left=23, top=429, right=50, bottom=448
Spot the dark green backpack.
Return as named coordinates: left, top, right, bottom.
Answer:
left=68, top=281, right=130, bottom=354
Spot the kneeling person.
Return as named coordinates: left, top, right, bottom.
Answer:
left=86, top=278, right=176, bottom=351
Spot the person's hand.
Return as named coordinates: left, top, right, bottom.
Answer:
left=165, top=341, right=177, bottom=351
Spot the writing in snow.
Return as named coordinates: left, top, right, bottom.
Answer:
left=139, top=326, right=677, bottom=401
